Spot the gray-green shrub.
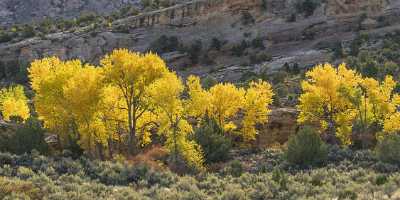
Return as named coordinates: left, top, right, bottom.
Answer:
left=376, top=134, right=400, bottom=165
left=285, top=126, right=328, bottom=167
left=194, top=117, right=232, bottom=164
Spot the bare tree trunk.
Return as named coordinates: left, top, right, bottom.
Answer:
left=127, top=105, right=138, bottom=155
left=118, top=129, right=122, bottom=155
left=324, top=105, right=339, bottom=145
left=108, top=138, right=113, bottom=159
left=96, top=142, right=105, bottom=160
left=88, top=132, right=93, bottom=158
left=173, top=121, right=179, bottom=164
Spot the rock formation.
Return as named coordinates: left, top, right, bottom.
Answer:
left=0, top=0, right=399, bottom=82
left=0, top=0, right=141, bottom=27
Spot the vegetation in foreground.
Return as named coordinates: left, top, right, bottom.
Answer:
left=2, top=144, right=400, bottom=199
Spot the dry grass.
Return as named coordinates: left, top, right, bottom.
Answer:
left=128, top=145, right=169, bottom=170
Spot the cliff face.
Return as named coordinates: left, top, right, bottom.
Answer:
left=0, top=0, right=399, bottom=82
left=0, top=0, right=142, bottom=27
left=326, top=0, right=388, bottom=16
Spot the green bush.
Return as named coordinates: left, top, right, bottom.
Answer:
left=227, top=160, right=243, bottom=177
left=56, top=19, right=76, bottom=30
left=251, top=37, right=265, bottom=49
left=285, top=126, right=328, bottom=167
left=148, top=35, right=180, bottom=54
left=76, top=12, right=98, bottom=26
left=296, top=0, right=320, bottom=17
left=37, top=18, right=55, bottom=34
left=394, top=82, right=400, bottom=93
left=331, top=41, right=344, bottom=59
left=273, top=83, right=289, bottom=99
left=0, top=32, right=13, bottom=43
left=20, top=25, right=36, bottom=38
left=186, top=40, right=203, bottom=64
left=194, top=117, right=232, bottom=164
left=231, top=40, right=249, bottom=57
left=0, top=117, right=48, bottom=155
left=117, top=5, right=140, bottom=18
left=201, top=75, right=218, bottom=89
left=269, top=71, right=288, bottom=85
left=12, top=118, right=48, bottom=154
left=141, top=0, right=156, bottom=9
left=210, top=37, right=222, bottom=51
left=376, top=134, right=400, bottom=165
left=375, top=174, right=388, bottom=186
left=349, top=34, right=366, bottom=56
left=249, top=52, right=272, bottom=64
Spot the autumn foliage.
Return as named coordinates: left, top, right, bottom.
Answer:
left=23, top=49, right=274, bottom=169
left=297, top=63, right=400, bottom=145
left=186, top=76, right=274, bottom=142
left=3, top=49, right=399, bottom=169
left=0, top=85, right=29, bottom=122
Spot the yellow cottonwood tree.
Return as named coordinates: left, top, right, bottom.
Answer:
left=151, top=73, right=204, bottom=170
left=186, top=75, right=274, bottom=142
left=27, top=49, right=274, bottom=161
left=297, top=63, right=361, bottom=145
left=384, top=112, right=400, bottom=134
left=361, top=76, right=398, bottom=124
left=98, top=85, right=128, bottom=151
left=0, top=85, right=30, bottom=122
left=29, top=57, right=113, bottom=157
left=381, top=83, right=400, bottom=135
left=186, top=76, right=244, bottom=131
left=355, top=76, right=400, bottom=138
left=63, top=66, right=107, bottom=156
left=208, top=83, right=245, bottom=131
left=101, top=49, right=176, bottom=152
left=186, top=75, right=211, bottom=119
left=242, top=80, right=274, bottom=142
left=29, top=57, right=82, bottom=142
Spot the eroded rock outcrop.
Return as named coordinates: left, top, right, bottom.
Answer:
left=326, top=0, right=387, bottom=16
left=0, top=0, right=142, bottom=27
left=0, top=0, right=399, bottom=82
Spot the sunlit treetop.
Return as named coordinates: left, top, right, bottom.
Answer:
left=186, top=75, right=274, bottom=142
left=101, top=49, right=169, bottom=88
left=242, top=79, right=274, bottom=142
left=0, top=85, right=30, bottom=122
left=298, top=63, right=362, bottom=145
left=29, top=57, right=85, bottom=133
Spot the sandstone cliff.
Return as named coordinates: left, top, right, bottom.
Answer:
left=0, top=0, right=399, bottom=83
